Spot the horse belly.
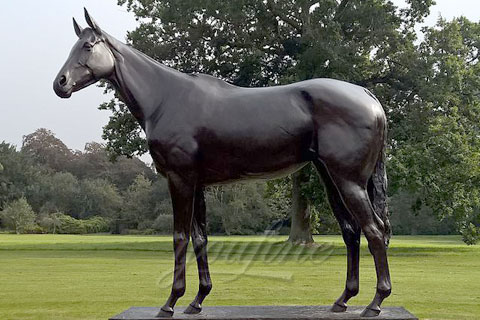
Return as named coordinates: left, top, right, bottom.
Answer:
left=199, top=127, right=313, bottom=185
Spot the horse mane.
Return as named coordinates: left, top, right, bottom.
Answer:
left=101, top=31, right=236, bottom=92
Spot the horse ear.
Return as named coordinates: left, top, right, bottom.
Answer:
left=84, top=7, right=102, bottom=35
left=73, top=17, right=83, bottom=38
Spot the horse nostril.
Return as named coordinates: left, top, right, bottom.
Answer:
left=59, top=75, right=67, bottom=86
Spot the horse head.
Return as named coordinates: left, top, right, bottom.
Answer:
left=53, top=8, right=115, bottom=98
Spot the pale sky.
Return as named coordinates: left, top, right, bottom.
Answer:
left=0, top=0, right=136, bottom=151
left=1, top=0, right=479, bottom=157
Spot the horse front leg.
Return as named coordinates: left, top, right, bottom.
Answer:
left=184, top=186, right=212, bottom=314
left=158, top=172, right=196, bottom=317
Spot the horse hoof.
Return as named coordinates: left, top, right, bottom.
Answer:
left=360, top=307, right=381, bottom=317
left=330, top=302, right=347, bottom=313
left=184, top=304, right=202, bottom=314
left=156, top=307, right=174, bottom=318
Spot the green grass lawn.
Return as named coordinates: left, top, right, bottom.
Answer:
left=0, top=234, right=478, bottom=320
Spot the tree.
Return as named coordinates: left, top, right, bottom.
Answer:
left=27, top=172, right=81, bottom=216
left=68, top=141, right=156, bottom=191
left=103, top=0, right=434, bottom=242
left=37, top=212, right=63, bottom=234
left=0, top=142, right=42, bottom=210
left=288, top=170, right=313, bottom=243
left=22, top=128, right=73, bottom=172
left=122, top=174, right=156, bottom=229
left=0, top=197, right=36, bottom=234
left=387, top=17, right=480, bottom=241
left=79, top=178, right=123, bottom=219
left=206, top=183, right=280, bottom=235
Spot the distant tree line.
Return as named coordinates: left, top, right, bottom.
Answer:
left=0, top=129, right=283, bottom=235
left=0, top=127, right=473, bottom=242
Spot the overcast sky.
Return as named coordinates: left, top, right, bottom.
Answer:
left=1, top=0, right=480, bottom=158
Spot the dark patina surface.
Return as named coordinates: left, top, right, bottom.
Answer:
left=54, top=9, right=392, bottom=318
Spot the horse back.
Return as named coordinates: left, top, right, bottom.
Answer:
left=147, top=77, right=385, bottom=184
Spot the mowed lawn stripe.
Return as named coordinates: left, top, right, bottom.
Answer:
left=0, top=234, right=478, bottom=320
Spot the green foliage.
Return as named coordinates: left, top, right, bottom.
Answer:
left=98, top=99, right=149, bottom=160
left=388, top=17, right=480, bottom=235
left=0, top=133, right=159, bottom=234
left=265, top=166, right=339, bottom=235
left=461, top=223, right=480, bottom=245
left=21, top=128, right=73, bottom=172
left=28, top=171, right=81, bottom=215
left=389, top=191, right=457, bottom=235
left=67, top=141, right=155, bottom=191
left=79, top=178, right=123, bottom=219
left=54, top=213, right=110, bottom=234
left=122, top=174, right=157, bottom=229
left=106, top=0, right=434, bottom=238
left=265, top=175, right=292, bottom=219
left=205, top=183, right=281, bottom=235
left=55, top=214, right=86, bottom=234
left=37, top=212, right=63, bottom=234
left=83, top=216, right=111, bottom=234
left=0, top=142, right=42, bottom=210
left=2, top=133, right=293, bottom=236
left=107, top=1, right=480, bottom=243
left=151, top=214, right=173, bottom=234
left=0, top=197, right=36, bottom=234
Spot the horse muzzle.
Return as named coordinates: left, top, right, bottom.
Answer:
left=53, top=74, right=73, bottom=98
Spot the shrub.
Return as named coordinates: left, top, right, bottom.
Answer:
left=83, top=216, right=110, bottom=233
left=25, top=224, right=45, bottom=234
left=461, top=223, right=480, bottom=245
left=152, top=214, right=173, bottom=234
left=0, top=198, right=36, bottom=234
left=54, top=213, right=110, bottom=234
left=56, top=214, right=86, bottom=234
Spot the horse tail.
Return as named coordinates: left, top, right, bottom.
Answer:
left=369, top=114, right=391, bottom=247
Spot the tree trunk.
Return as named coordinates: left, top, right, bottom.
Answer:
left=288, top=168, right=314, bottom=244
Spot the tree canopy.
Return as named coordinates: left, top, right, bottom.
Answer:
left=94, top=0, right=480, bottom=243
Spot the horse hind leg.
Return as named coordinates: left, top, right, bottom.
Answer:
left=313, top=160, right=361, bottom=312
left=326, top=170, right=391, bottom=317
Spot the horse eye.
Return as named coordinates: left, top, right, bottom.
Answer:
left=83, top=43, right=93, bottom=50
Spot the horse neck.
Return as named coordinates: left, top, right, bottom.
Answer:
left=105, top=34, right=187, bottom=129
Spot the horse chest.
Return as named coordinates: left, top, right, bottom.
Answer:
left=147, top=133, right=199, bottom=174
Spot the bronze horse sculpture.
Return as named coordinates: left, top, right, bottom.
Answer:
left=54, top=9, right=391, bottom=318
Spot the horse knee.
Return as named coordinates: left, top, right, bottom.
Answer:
left=377, top=278, right=391, bottom=298
left=199, top=281, right=212, bottom=296
left=172, top=284, right=186, bottom=298
left=377, top=286, right=391, bottom=299
left=346, top=280, right=359, bottom=297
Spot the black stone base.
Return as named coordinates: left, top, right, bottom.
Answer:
left=109, top=306, right=417, bottom=320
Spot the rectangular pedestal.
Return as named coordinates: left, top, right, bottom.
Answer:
left=110, top=306, right=418, bottom=320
